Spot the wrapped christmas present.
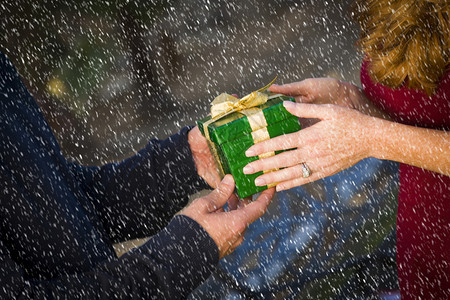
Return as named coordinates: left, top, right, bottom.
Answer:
left=196, top=79, right=301, bottom=198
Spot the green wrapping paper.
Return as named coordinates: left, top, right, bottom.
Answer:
left=197, top=94, right=301, bottom=198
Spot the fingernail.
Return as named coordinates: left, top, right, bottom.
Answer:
left=222, top=174, right=234, bottom=185
left=245, top=149, right=256, bottom=157
left=243, top=165, right=254, bottom=174
left=283, top=101, right=295, bottom=109
left=255, top=178, right=266, bottom=186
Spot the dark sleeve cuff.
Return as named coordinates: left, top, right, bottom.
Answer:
left=130, top=214, right=219, bottom=298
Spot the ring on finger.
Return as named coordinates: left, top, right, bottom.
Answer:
left=301, top=162, right=312, bottom=178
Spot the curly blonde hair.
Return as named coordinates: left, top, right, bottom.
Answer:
left=352, top=0, right=449, bottom=95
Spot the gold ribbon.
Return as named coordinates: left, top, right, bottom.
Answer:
left=209, top=76, right=277, bottom=119
left=210, top=92, right=269, bottom=119
left=203, top=77, right=279, bottom=186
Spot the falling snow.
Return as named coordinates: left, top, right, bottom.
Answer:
left=1, top=0, right=362, bottom=165
left=2, top=0, right=447, bottom=299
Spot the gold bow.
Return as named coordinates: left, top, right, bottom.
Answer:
left=209, top=76, right=277, bottom=119
left=210, top=92, right=269, bottom=119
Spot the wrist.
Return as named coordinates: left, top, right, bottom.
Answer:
left=364, top=115, right=390, bottom=160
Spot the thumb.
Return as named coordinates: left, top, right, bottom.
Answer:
left=269, top=81, right=308, bottom=96
left=283, top=101, right=334, bottom=120
left=204, top=175, right=235, bottom=212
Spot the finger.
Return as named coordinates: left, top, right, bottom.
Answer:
left=275, top=172, right=324, bottom=191
left=237, top=187, right=275, bottom=225
left=276, top=164, right=347, bottom=191
left=245, top=132, right=300, bottom=157
left=254, top=164, right=308, bottom=186
left=245, top=123, right=325, bottom=158
left=205, top=174, right=235, bottom=212
left=268, top=81, right=310, bottom=96
left=243, top=149, right=304, bottom=174
left=209, top=169, right=222, bottom=189
left=283, top=102, right=336, bottom=120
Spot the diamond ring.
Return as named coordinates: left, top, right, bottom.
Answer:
left=302, top=162, right=311, bottom=178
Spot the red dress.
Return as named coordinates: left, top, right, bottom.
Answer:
left=361, top=60, right=450, bottom=299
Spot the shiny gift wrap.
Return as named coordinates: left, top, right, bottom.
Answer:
left=197, top=94, right=301, bottom=198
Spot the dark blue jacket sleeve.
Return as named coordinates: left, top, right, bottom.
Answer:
left=68, top=127, right=210, bottom=243
left=1, top=215, right=218, bottom=299
left=0, top=49, right=217, bottom=299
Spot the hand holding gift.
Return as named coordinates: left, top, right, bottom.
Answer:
left=196, top=79, right=302, bottom=198
left=181, top=175, right=275, bottom=259
left=243, top=101, right=375, bottom=191
left=240, top=79, right=390, bottom=192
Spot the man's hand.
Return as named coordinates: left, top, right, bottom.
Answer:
left=188, top=126, right=221, bottom=189
left=181, top=175, right=275, bottom=259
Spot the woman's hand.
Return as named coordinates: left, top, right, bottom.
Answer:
left=269, top=78, right=391, bottom=120
left=188, top=126, right=221, bottom=188
left=269, top=78, right=357, bottom=108
left=243, top=101, right=375, bottom=191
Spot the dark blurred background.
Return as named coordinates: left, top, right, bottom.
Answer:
left=0, top=0, right=361, bottom=166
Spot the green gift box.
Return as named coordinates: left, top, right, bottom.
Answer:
left=197, top=94, right=301, bottom=198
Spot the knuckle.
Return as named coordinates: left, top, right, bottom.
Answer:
left=218, top=181, right=232, bottom=193
left=262, top=141, right=274, bottom=152
left=216, top=181, right=233, bottom=196
left=261, top=156, right=277, bottom=168
left=250, top=159, right=262, bottom=170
